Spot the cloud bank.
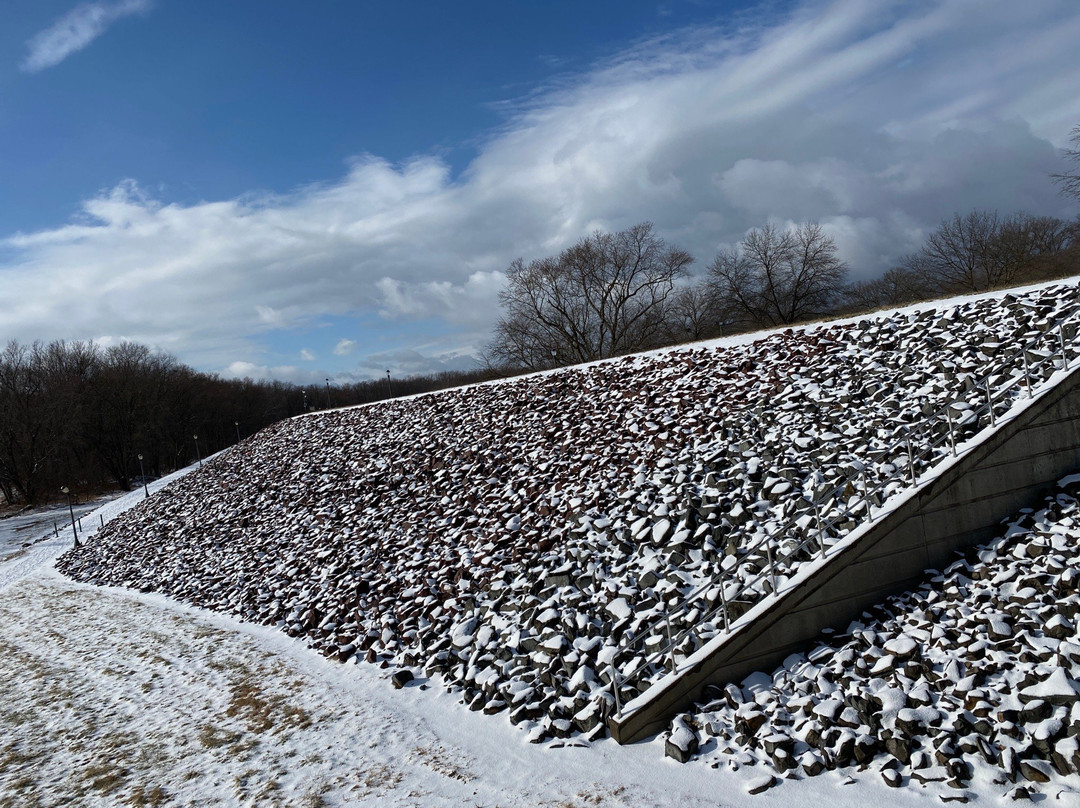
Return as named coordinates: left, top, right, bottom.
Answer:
left=21, top=0, right=151, bottom=73
left=2, top=0, right=1079, bottom=378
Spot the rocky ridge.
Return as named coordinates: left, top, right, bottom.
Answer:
left=58, top=282, right=1080, bottom=745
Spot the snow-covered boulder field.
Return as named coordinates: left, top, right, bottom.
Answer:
left=667, top=477, right=1080, bottom=799
left=58, top=282, right=1080, bottom=746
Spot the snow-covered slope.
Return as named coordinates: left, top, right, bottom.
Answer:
left=664, top=476, right=1080, bottom=799
left=58, top=281, right=1080, bottom=745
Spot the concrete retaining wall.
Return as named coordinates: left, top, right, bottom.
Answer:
left=610, top=362, right=1080, bottom=744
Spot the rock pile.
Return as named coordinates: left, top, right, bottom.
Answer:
left=57, top=282, right=1080, bottom=744
left=666, top=477, right=1080, bottom=797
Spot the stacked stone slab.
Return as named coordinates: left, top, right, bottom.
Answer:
left=58, top=282, right=1080, bottom=744
left=665, top=477, right=1080, bottom=798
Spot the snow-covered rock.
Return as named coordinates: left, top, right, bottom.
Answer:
left=669, top=476, right=1080, bottom=794
left=56, top=281, right=1080, bottom=747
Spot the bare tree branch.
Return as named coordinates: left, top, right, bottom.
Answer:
left=705, top=222, right=847, bottom=328
left=487, top=223, right=692, bottom=369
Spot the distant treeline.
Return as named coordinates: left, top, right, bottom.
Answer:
left=0, top=341, right=510, bottom=507
left=486, top=210, right=1080, bottom=369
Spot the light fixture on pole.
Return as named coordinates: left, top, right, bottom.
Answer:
left=386, top=369, right=393, bottom=397
left=302, top=389, right=308, bottom=412
left=551, top=348, right=557, bottom=368
left=235, top=421, right=241, bottom=442
left=325, top=378, right=332, bottom=409
left=60, top=486, right=79, bottom=548
left=194, top=434, right=202, bottom=467
left=137, top=454, right=149, bottom=498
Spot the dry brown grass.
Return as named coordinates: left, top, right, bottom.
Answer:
left=224, top=676, right=313, bottom=734
left=411, top=744, right=473, bottom=783
left=123, top=784, right=170, bottom=807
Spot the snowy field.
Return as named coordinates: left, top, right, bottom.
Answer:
left=0, top=473, right=1020, bottom=807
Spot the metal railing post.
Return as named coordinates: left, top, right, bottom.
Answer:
left=906, top=436, right=917, bottom=486
left=719, top=577, right=730, bottom=631
left=766, top=541, right=777, bottom=594
left=814, top=498, right=826, bottom=558
left=611, top=664, right=622, bottom=716
left=664, top=616, right=677, bottom=672
left=1023, top=351, right=1033, bottom=397
left=860, top=466, right=874, bottom=522
left=1060, top=323, right=1070, bottom=371
left=985, top=379, right=996, bottom=427
left=945, top=407, right=956, bottom=456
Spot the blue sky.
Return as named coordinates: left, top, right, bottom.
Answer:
left=1, top=0, right=1079, bottom=382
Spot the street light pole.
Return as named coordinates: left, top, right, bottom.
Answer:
left=235, top=421, right=241, bottom=443
left=60, top=486, right=79, bottom=548
left=193, top=434, right=202, bottom=467
left=386, top=370, right=393, bottom=398
left=137, top=453, right=149, bottom=498
left=325, top=378, right=332, bottom=409
left=302, top=389, right=308, bottom=412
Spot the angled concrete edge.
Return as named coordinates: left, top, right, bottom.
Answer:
left=610, top=362, right=1080, bottom=744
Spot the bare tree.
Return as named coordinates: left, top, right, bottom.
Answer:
left=705, top=222, right=847, bottom=328
left=843, top=264, right=936, bottom=312
left=1052, top=125, right=1080, bottom=201
left=916, top=210, right=1001, bottom=293
left=487, top=222, right=693, bottom=369
left=662, top=282, right=729, bottom=343
left=915, top=210, right=1070, bottom=293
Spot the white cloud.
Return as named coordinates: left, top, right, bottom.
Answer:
left=256, top=306, right=285, bottom=327
left=2, top=0, right=1079, bottom=376
left=300, top=349, right=315, bottom=361
left=224, top=361, right=305, bottom=382
left=21, top=0, right=151, bottom=73
left=333, top=339, right=357, bottom=356
left=357, top=348, right=482, bottom=377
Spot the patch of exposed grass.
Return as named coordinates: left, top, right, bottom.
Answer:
left=224, top=678, right=312, bottom=734
left=124, top=784, right=169, bottom=807
left=71, top=761, right=132, bottom=800
left=197, top=724, right=244, bottom=749
left=361, top=763, right=404, bottom=792
left=411, top=744, right=473, bottom=783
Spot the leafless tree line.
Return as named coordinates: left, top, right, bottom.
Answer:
left=487, top=211, right=1080, bottom=371
left=846, top=210, right=1080, bottom=311
left=0, top=341, right=509, bottom=507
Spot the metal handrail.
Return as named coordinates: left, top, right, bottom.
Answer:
left=609, top=304, right=1080, bottom=713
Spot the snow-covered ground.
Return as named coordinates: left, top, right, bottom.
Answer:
left=1, top=479, right=952, bottom=807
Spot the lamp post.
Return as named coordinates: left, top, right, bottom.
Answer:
left=386, top=369, right=393, bottom=398
left=551, top=348, right=557, bottom=368
left=60, top=486, right=79, bottom=548
left=325, top=378, right=332, bottom=409
left=302, top=389, right=308, bottom=412
left=234, top=421, right=241, bottom=443
left=193, top=434, right=202, bottom=467
left=137, top=454, right=149, bottom=498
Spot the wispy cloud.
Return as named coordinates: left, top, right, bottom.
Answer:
left=21, top=0, right=151, bottom=73
left=1, top=0, right=1078, bottom=378
left=332, top=339, right=357, bottom=357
